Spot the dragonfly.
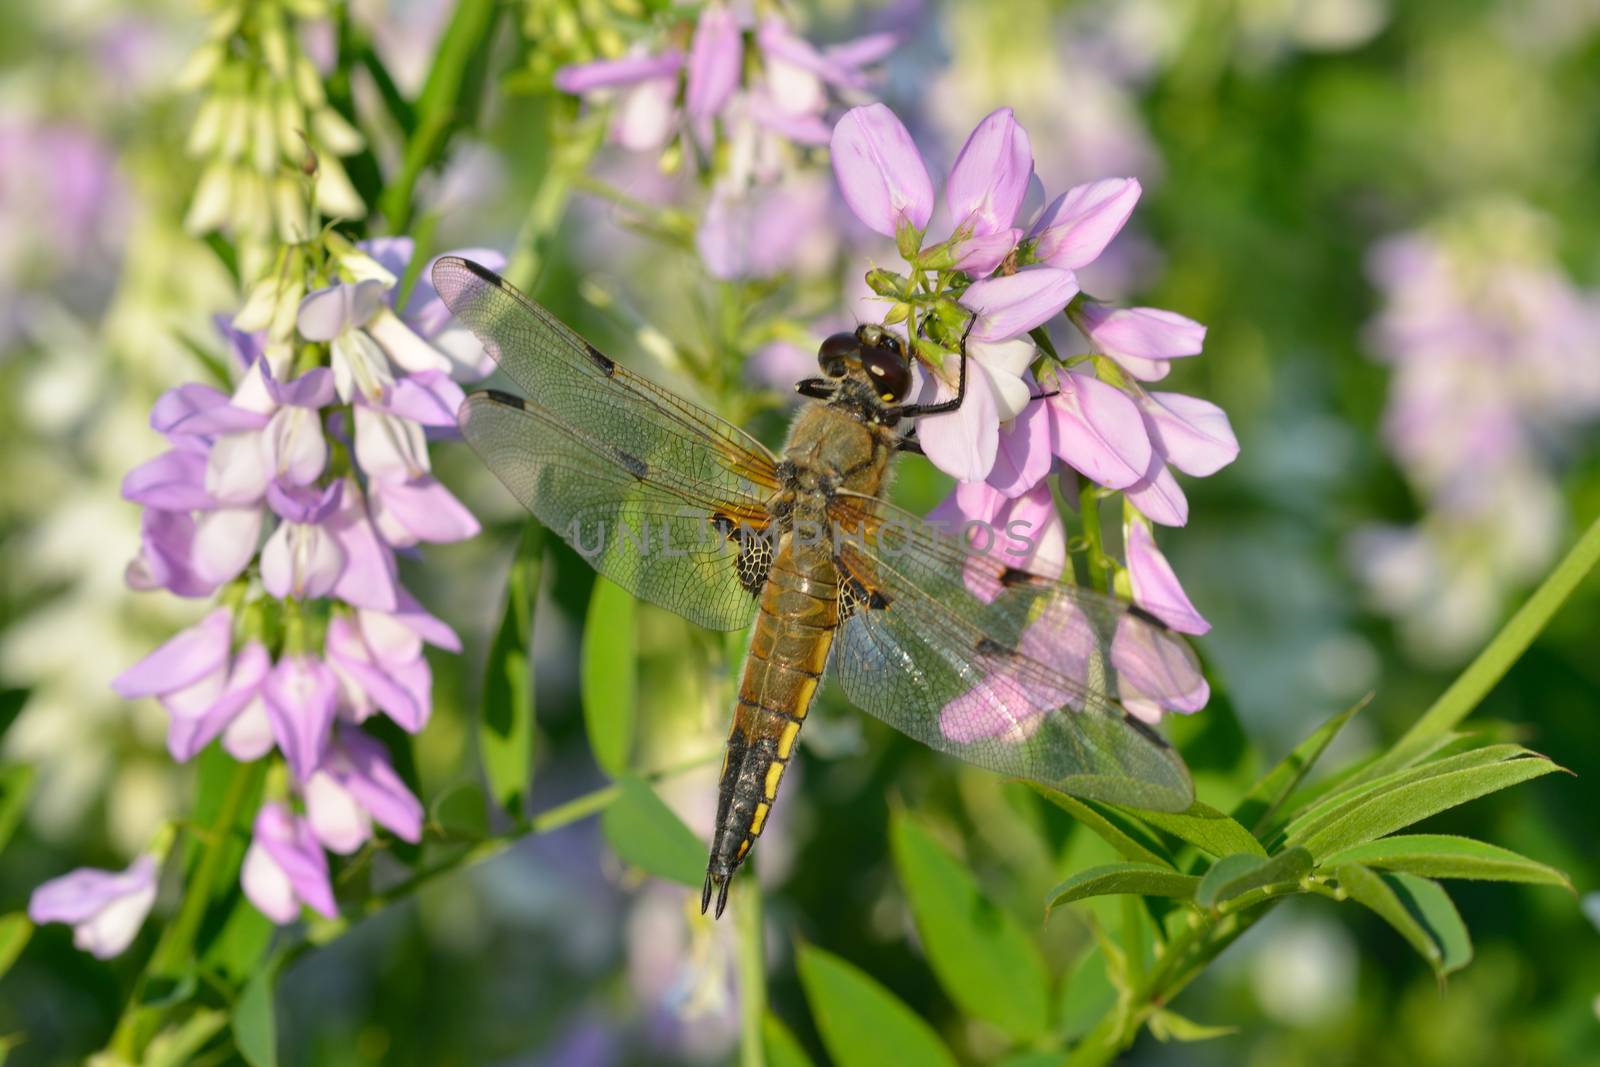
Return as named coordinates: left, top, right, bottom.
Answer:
left=433, top=257, right=1205, bottom=918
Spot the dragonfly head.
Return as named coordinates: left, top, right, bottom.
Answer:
left=812, top=325, right=912, bottom=405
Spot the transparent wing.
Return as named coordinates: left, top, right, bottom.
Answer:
left=460, top=391, right=768, bottom=631
left=433, top=256, right=782, bottom=494
left=825, top=492, right=1200, bottom=812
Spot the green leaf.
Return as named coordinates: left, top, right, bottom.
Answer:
left=1047, top=863, right=1199, bottom=911
left=231, top=962, right=279, bottom=1067
left=480, top=524, right=541, bottom=820
left=1148, top=1008, right=1238, bottom=1042
left=763, top=1013, right=816, bottom=1067
left=0, top=914, right=32, bottom=982
left=1120, top=801, right=1266, bottom=858
left=431, top=781, right=490, bottom=841
left=1320, top=835, right=1571, bottom=890
left=1059, top=945, right=1117, bottom=1041
left=996, top=1053, right=1068, bottom=1067
left=1281, top=744, right=1531, bottom=845
left=1195, top=848, right=1313, bottom=910
left=1029, top=786, right=1173, bottom=867
left=1398, top=510, right=1600, bottom=747
left=1233, top=697, right=1367, bottom=834
left=890, top=813, right=1050, bottom=1040
left=0, top=764, right=35, bottom=856
left=1337, top=865, right=1472, bottom=976
left=600, top=776, right=704, bottom=888
left=581, top=577, right=637, bottom=778
left=1296, top=753, right=1560, bottom=859
left=197, top=894, right=275, bottom=985
left=796, top=943, right=958, bottom=1067
left=144, top=1009, right=228, bottom=1067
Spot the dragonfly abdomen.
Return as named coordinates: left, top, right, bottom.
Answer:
left=702, top=536, right=837, bottom=917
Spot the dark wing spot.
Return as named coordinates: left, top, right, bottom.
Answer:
left=459, top=258, right=505, bottom=286
left=838, top=574, right=891, bottom=621
left=1127, top=604, right=1170, bottom=631
left=1122, top=712, right=1172, bottom=749
left=999, top=566, right=1046, bottom=588
left=585, top=342, right=617, bottom=375
left=481, top=389, right=527, bottom=410
left=616, top=449, right=648, bottom=480
left=867, top=589, right=890, bottom=610
left=975, top=636, right=1018, bottom=659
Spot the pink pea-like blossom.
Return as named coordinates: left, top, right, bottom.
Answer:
left=241, top=803, right=338, bottom=924
left=830, top=104, right=934, bottom=239
left=29, top=856, right=159, bottom=959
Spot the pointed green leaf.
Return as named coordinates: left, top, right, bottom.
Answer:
left=581, top=576, right=637, bottom=778
left=890, top=814, right=1050, bottom=1040
left=1029, top=786, right=1173, bottom=868
left=0, top=914, right=31, bottom=982
left=601, top=776, right=704, bottom=888
left=763, top=1013, right=816, bottom=1067
left=1047, top=863, right=1199, bottom=911
left=1321, top=835, right=1571, bottom=890
left=1196, top=847, right=1313, bottom=910
left=796, top=943, right=958, bottom=1067
left=231, top=962, right=279, bottom=1067
left=1233, top=698, right=1366, bottom=833
left=1120, top=801, right=1265, bottom=858
left=1337, top=865, right=1472, bottom=976
left=480, top=525, right=542, bottom=820
left=1059, top=945, right=1117, bottom=1041
left=1148, top=1008, right=1238, bottom=1042
left=1280, top=743, right=1526, bottom=845
left=1297, top=754, right=1560, bottom=859
left=0, top=764, right=35, bottom=857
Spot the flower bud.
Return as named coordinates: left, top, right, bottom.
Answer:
left=865, top=267, right=908, bottom=298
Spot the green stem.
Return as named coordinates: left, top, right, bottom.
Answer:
left=109, top=760, right=268, bottom=1059
left=1079, top=487, right=1112, bottom=592
left=736, top=876, right=767, bottom=1067
left=504, top=116, right=606, bottom=291
left=1398, top=509, right=1600, bottom=747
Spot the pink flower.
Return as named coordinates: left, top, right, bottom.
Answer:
left=260, top=482, right=345, bottom=600
left=685, top=4, right=742, bottom=121
left=324, top=608, right=440, bottom=733
left=263, top=654, right=339, bottom=781
left=961, top=269, right=1080, bottom=343
left=915, top=337, right=1038, bottom=482
left=927, top=480, right=1065, bottom=602
left=326, top=476, right=401, bottom=611
left=938, top=605, right=1095, bottom=743
left=1124, top=521, right=1208, bottom=635
left=304, top=727, right=424, bottom=854
left=945, top=108, right=1033, bottom=274
left=241, top=803, right=337, bottom=923
left=988, top=388, right=1055, bottom=497
left=1028, top=178, right=1142, bottom=270
left=1076, top=302, right=1205, bottom=382
left=29, top=855, right=158, bottom=958
left=1111, top=615, right=1210, bottom=723
left=1047, top=369, right=1152, bottom=490
left=830, top=104, right=934, bottom=239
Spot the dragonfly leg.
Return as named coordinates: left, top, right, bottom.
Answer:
left=884, top=313, right=978, bottom=420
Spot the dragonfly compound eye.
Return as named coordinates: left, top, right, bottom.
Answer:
left=817, top=332, right=859, bottom=378
left=859, top=339, right=911, bottom=403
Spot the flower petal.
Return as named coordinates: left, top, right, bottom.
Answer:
left=296, top=279, right=389, bottom=341
left=328, top=479, right=399, bottom=611
left=1139, top=391, right=1239, bottom=477
left=1079, top=303, right=1205, bottom=364
left=1124, top=457, right=1189, bottom=527
left=830, top=104, right=933, bottom=238
left=685, top=4, right=742, bottom=120
left=190, top=506, right=264, bottom=586
left=263, top=655, right=338, bottom=781
left=946, top=107, right=1034, bottom=238
left=340, top=728, right=424, bottom=843
left=369, top=476, right=481, bottom=547
left=1125, top=521, right=1209, bottom=634
left=961, top=268, right=1079, bottom=342
left=988, top=396, right=1054, bottom=498
left=554, top=51, right=684, bottom=94
left=304, top=770, right=371, bottom=854
left=112, top=607, right=232, bottom=699
left=1028, top=178, right=1141, bottom=269
left=122, top=450, right=215, bottom=510
left=916, top=366, right=999, bottom=482
left=1048, top=371, right=1151, bottom=489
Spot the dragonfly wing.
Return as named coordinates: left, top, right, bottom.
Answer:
left=432, top=256, right=782, bottom=493
left=825, top=492, right=1198, bottom=812
left=460, top=391, right=768, bottom=631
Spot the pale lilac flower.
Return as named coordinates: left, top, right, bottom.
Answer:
left=29, top=855, right=158, bottom=958
left=1076, top=301, right=1205, bottom=382
left=830, top=104, right=934, bottom=239
left=555, top=53, right=685, bottom=150
left=263, top=654, right=339, bottom=781
left=260, top=482, right=345, bottom=600
left=166, top=641, right=274, bottom=763
left=945, top=108, right=1034, bottom=274
left=685, top=4, right=742, bottom=121
left=326, top=476, right=401, bottom=611
left=110, top=606, right=233, bottom=706
left=1028, top=178, right=1142, bottom=270
left=1047, top=370, right=1152, bottom=490
left=1124, top=521, right=1209, bottom=634
left=915, top=337, right=1038, bottom=482
left=961, top=268, right=1080, bottom=343
left=325, top=611, right=437, bottom=733
left=988, top=385, right=1055, bottom=497
left=304, top=727, right=424, bottom=854
left=928, top=480, right=1066, bottom=592
left=298, top=280, right=453, bottom=405
left=241, top=803, right=338, bottom=923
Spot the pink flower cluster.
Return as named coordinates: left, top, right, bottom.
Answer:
left=831, top=104, right=1238, bottom=725
left=555, top=3, right=895, bottom=282
left=30, top=240, right=491, bottom=948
